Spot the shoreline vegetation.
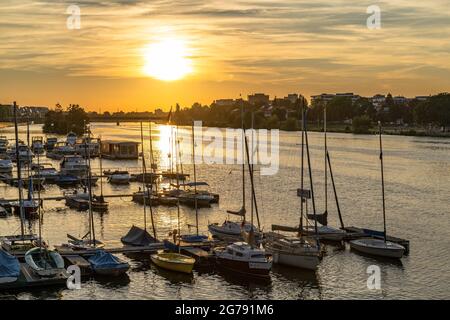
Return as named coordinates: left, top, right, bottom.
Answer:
left=2, top=92, right=449, bottom=138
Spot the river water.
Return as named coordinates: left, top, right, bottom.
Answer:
left=0, top=122, right=449, bottom=299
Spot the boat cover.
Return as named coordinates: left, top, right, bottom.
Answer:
left=0, top=250, right=20, bottom=279
left=88, top=250, right=124, bottom=269
left=121, top=225, right=157, bottom=246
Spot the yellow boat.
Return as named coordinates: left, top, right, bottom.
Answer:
left=150, top=252, right=195, bottom=274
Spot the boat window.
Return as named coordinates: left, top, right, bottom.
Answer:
left=235, top=252, right=243, bottom=257
left=227, top=249, right=234, bottom=255
left=251, top=254, right=264, bottom=258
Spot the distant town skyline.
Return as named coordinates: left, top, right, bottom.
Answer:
left=1, top=0, right=449, bottom=111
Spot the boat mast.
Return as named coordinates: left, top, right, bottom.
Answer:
left=174, top=128, right=181, bottom=251
left=148, top=122, right=157, bottom=239
left=304, top=110, right=319, bottom=243
left=249, top=113, right=261, bottom=230
left=148, top=122, right=158, bottom=193
left=327, top=152, right=344, bottom=229
left=241, top=97, right=246, bottom=218
left=324, top=104, right=328, bottom=216
left=99, top=137, right=103, bottom=198
left=192, top=122, right=199, bottom=236
left=378, top=122, right=387, bottom=242
left=299, top=104, right=305, bottom=237
left=85, top=123, right=96, bottom=246
left=139, top=122, right=147, bottom=231
left=13, top=102, right=25, bottom=239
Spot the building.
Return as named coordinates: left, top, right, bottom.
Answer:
left=415, top=96, right=430, bottom=102
left=100, top=140, right=140, bottom=160
left=370, top=94, right=386, bottom=109
left=393, top=96, right=408, bottom=105
left=214, top=99, right=235, bottom=107
left=248, top=93, right=270, bottom=105
left=311, top=93, right=360, bottom=105
left=286, top=94, right=299, bottom=104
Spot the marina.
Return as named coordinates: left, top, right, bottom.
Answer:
left=0, top=120, right=448, bottom=299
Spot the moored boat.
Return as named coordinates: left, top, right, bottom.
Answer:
left=150, top=252, right=195, bottom=274
left=88, top=250, right=129, bottom=276
left=350, top=238, right=405, bottom=259
left=24, top=247, right=66, bottom=277
left=214, top=242, right=272, bottom=278
left=265, top=236, right=322, bottom=270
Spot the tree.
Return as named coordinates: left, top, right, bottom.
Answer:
left=352, top=115, right=372, bottom=134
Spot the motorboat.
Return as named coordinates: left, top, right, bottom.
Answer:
left=350, top=238, right=405, bottom=259
left=150, top=252, right=195, bottom=274
left=31, top=137, right=45, bottom=154
left=54, top=174, right=80, bottom=187
left=60, top=155, right=89, bottom=176
left=32, top=164, right=59, bottom=183
left=8, top=144, right=34, bottom=162
left=44, top=137, right=58, bottom=151
left=64, top=190, right=108, bottom=212
left=214, top=242, right=272, bottom=278
left=0, top=159, right=13, bottom=173
left=66, top=132, right=77, bottom=146
left=107, top=170, right=131, bottom=185
left=0, top=136, right=9, bottom=154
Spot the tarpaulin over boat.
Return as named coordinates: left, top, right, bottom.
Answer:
left=0, top=249, right=20, bottom=279
left=88, top=250, right=124, bottom=269
left=120, top=225, right=157, bottom=246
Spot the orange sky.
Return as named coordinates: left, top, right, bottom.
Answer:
left=1, top=0, right=449, bottom=111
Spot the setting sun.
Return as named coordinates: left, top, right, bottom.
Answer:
left=142, top=38, right=193, bottom=81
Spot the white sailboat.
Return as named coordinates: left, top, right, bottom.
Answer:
left=266, top=106, right=322, bottom=270
left=350, top=123, right=405, bottom=259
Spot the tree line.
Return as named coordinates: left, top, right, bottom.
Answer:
left=43, top=104, right=89, bottom=135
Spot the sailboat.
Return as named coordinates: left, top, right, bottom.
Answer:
left=208, top=104, right=260, bottom=241
left=122, top=122, right=159, bottom=249
left=266, top=106, right=322, bottom=270
left=1, top=104, right=40, bottom=254
left=300, top=106, right=346, bottom=241
left=151, top=123, right=195, bottom=274
left=178, top=123, right=208, bottom=243
left=350, top=123, right=405, bottom=259
left=215, top=126, right=272, bottom=278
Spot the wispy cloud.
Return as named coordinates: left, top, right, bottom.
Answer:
left=0, top=0, right=449, bottom=108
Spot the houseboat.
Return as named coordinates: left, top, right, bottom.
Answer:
left=100, top=140, right=139, bottom=160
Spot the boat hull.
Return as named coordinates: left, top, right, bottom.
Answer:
left=270, top=251, right=319, bottom=270
left=93, top=264, right=129, bottom=276
left=350, top=239, right=405, bottom=259
left=216, top=257, right=271, bottom=278
left=151, top=254, right=195, bottom=274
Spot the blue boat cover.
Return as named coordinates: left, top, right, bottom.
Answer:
left=0, top=250, right=20, bottom=278
left=88, top=250, right=125, bottom=269
left=180, top=234, right=208, bottom=243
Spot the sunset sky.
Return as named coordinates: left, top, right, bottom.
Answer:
left=1, top=0, right=449, bottom=112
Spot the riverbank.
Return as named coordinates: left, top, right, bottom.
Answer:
left=92, top=119, right=450, bottom=138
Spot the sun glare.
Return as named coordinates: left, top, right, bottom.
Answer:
left=143, top=38, right=193, bottom=81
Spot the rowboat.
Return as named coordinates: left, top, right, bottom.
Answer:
left=24, top=247, right=66, bottom=277
left=350, top=238, right=405, bottom=259
left=150, top=252, right=195, bottom=274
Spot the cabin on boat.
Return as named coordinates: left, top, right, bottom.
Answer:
left=100, top=140, right=140, bottom=160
